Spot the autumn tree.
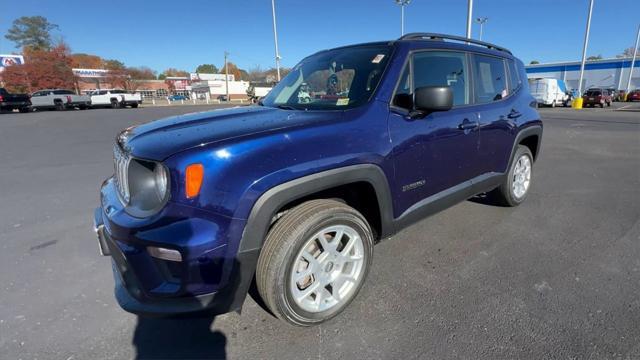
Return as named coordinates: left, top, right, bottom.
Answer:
left=587, top=54, right=603, bottom=61
left=529, top=60, right=540, bottom=65
left=104, top=59, right=125, bottom=70
left=160, top=68, right=190, bottom=78
left=195, top=64, right=218, bottom=73
left=1, top=42, right=77, bottom=93
left=1, top=63, right=30, bottom=93
left=70, top=53, right=103, bottom=68
left=219, top=62, right=239, bottom=80
left=127, top=66, right=157, bottom=80
left=5, top=16, right=59, bottom=50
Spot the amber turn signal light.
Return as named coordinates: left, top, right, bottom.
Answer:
left=185, top=163, right=204, bottom=198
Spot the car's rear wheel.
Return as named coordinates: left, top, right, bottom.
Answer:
left=54, top=101, right=65, bottom=111
left=550, top=100, right=556, bottom=108
left=131, top=103, right=139, bottom=108
left=18, top=107, right=30, bottom=113
left=490, top=145, right=533, bottom=207
left=110, top=100, right=120, bottom=109
left=256, top=199, right=373, bottom=326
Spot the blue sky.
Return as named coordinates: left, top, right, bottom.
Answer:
left=0, top=0, right=637, bottom=73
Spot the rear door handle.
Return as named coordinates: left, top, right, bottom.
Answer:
left=507, top=109, right=522, bottom=119
left=458, top=119, right=478, bottom=130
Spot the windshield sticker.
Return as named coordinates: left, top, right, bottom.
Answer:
left=371, top=54, right=385, bottom=64
left=336, top=98, right=349, bottom=106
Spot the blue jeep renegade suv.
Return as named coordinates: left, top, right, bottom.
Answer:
left=94, top=33, right=542, bottom=326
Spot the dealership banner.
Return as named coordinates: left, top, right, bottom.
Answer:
left=0, top=54, right=25, bottom=72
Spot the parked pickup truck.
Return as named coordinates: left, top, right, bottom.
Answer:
left=0, top=88, right=31, bottom=113
left=90, top=89, right=142, bottom=108
left=30, top=89, right=91, bottom=110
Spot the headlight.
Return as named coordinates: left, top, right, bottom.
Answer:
left=126, top=159, right=170, bottom=217
left=154, top=164, right=168, bottom=199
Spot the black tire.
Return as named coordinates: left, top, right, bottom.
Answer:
left=110, top=100, right=120, bottom=109
left=599, top=102, right=604, bottom=108
left=54, top=101, right=65, bottom=111
left=550, top=101, right=556, bottom=108
left=18, top=107, right=30, bottom=113
left=131, top=103, right=139, bottom=108
left=256, top=199, right=374, bottom=326
left=489, top=145, right=534, bottom=207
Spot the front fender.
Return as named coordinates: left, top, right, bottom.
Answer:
left=239, top=164, right=395, bottom=253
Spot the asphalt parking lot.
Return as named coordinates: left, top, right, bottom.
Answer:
left=1, top=103, right=639, bottom=359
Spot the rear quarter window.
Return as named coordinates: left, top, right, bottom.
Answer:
left=507, top=59, right=521, bottom=94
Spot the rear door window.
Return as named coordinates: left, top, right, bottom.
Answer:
left=473, top=54, right=507, bottom=103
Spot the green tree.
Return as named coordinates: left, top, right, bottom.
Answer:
left=587, top=54, right=603, bottom=61
left=195, top=64, right=218, bottom=73
left=5, top=16, right=59, bottom=50
left=529, top=60, right=540, bottom=65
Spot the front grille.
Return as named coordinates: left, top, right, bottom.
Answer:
left=113, top=144, right=131, bottom=204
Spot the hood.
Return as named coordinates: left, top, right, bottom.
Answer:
left=119, top=106, right=343, bottom=160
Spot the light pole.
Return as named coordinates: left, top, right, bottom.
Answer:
left=624, top=24, right=639, bottom=96
left=466, top=0, right=473, bottom=39
left=576, top=0, right=595, bottom=106
left=476, top=17, right=488, bottom=41
left=271, top=0, right=281, bottom=82
left=224, top=51, right=230, bottom=102
left=395, top=0, right=411, bottom=36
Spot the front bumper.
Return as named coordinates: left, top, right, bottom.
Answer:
left=94, top=178, right=258, bottom=316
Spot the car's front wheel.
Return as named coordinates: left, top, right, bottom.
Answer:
left=256, top=199, right=373, bottom=326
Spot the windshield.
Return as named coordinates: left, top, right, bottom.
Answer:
left=262, top=45, right=392, bottom=110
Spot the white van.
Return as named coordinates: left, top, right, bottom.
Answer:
left=528, top=78, right=571, bottom=107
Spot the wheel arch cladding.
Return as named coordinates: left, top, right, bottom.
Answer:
left=238, top=164, right=395, bottom=254
left=512, top=125, right=542, bottom=164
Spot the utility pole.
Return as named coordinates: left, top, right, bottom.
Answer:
left=466, top=0, right=473, bottom=39
left=577, top=0, right=595, bottom=101
left=395, top=0, right=411, bottom=36
left=224, top=51, right=230, bottom=102
left=476, top=17, right=488, bottom=41
left=271, top=0, right=281, bottom=82
left=625, top=24, right=640, bottom=95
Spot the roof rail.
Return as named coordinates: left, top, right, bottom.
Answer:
left=398, top=32, right=512, bottom=55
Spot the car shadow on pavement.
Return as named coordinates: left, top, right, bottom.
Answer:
left=467, top=193, right=508, bottom=207
left=132, top=314, right=226, bottom=359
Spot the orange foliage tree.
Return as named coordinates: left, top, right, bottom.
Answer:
left=1, top=43, right=77, bottom=93
left=70, top=53, right=103, bottom=68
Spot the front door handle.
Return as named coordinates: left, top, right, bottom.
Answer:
left=458, top=119, right=478, bottom=130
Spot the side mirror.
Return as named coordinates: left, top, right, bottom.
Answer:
left=414, top=86, right=454, bottom=114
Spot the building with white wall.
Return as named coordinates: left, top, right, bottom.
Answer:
left=525, top=57, right=639, bottom=91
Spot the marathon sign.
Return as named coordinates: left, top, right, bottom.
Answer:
left=72, top=68, right=110, bottom=78
left=0, top=54, right=25, bottom=72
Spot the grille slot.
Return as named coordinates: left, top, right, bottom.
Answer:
left=113, top=145, right=131, bottom=204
